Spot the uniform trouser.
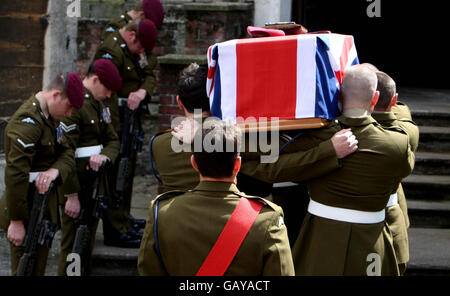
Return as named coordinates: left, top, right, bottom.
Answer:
left=102, top=138, right=136, bottom=238
left=58, top=171, right=101, bottom=275
left=57, top=209, right=99, bottom=276
left=271, top=183, right=309, bottom=247
left=9, top=242, right=49, bottom=276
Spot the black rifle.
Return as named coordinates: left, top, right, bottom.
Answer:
left=17, top=183, right=56, bottom=276
left=71, top=162, right=108, bottom=275
left=115, top=104, right=146, bottom=203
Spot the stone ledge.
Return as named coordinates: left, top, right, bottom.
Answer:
left=157, top=54, right=207, bottom=65
left=183, top=2, right=253, bottom=12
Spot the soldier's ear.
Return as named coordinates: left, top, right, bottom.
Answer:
left=53, top=89, right=62, bottom=101
left=176, top=96, right=184, bottom=111
left=371, top=90, right=379, bottom=107
left=190, top=155, right=200, bottom=173
left=390, top=93, right=398, bottom=107
left=233, top=156, right=241, bottom=175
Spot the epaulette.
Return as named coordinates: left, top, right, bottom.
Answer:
left=383, top=125, right=408, bottom=135
left=154, top=190, right=186, bottom=202
left=232, top=191, right=279, bottom=211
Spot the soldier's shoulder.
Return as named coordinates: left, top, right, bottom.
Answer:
left=233, top=192, right=281, bottom=213
left=151, top=129, right=173, bottom=148
left=9, top=99, right=44, bottom=129
left=154, top=190, right=187, bottom=202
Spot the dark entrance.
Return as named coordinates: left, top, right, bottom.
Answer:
left=293, top=0, right=448, bottom=89
left=0, top=0, right=49, bottom=117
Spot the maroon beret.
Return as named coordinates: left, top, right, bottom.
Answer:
left=94, top=59, right=122, bottom=92
left=143, top=0, right=164, bottom=28
left=138, top=19, right=157, bottom=51
left=65, top=72, right=84, bottom=109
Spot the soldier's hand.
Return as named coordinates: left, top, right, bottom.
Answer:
left=331, top=128, right=358, bottom=159
left=7, top=220, right=26, bottom=247
left=171, top=117, right=201, bottom=144
left=127, top=89, right=146, bottom=110
left=89, top=154, right=109, bottom=171
left=35, top=168, right=59, bottom=194
left=65, top=193, right=81, bottom=219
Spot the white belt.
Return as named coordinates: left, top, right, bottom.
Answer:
left=307, top=199, right=385, bottom=224
left=29, top=172, right=40, bottom=183
left=386, top=193, right=399, bottom=208
left=273, top=182, right=299, bottom=188
left=75, top=145, right=103, bottom=158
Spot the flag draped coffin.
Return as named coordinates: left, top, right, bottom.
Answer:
left=206, top=33, right=359, bottom=125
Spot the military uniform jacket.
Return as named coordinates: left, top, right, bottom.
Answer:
left=60, top=89, right=120, bottom=194
left=0, top=96, right=74, bottom=223
left=94, top=31, right=157, bottom=100
left=290, top=115, right=414, bottom=275
left=101, top=11, right=131, bottom=41
left=138, top=181, right=295, bottom=276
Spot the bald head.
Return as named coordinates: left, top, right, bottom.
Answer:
left=341, top=65, right=379, bottom=111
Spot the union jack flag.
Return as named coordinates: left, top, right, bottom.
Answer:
left=206, top=33, right=359, bottom=123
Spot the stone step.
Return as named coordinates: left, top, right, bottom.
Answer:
left=399, top=87, right=450, bottom=127
left=407, top=199, right=450, bottom=228
left=402, top=174, right=450, bottom=201
left=405, top=228, right=450, bottom=275
left=417, top=126, right=450, bottom=153
left=413, top=151, right=450, bottom=175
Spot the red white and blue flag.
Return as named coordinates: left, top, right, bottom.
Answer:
left=206, top=33, right=359, bottom=123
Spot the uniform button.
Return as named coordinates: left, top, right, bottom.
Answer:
left=121, top=15, right=125, bottom=18
left=91, top=120, right=95, bottom=124
left=113, top=37, right=117, bottom=41
left=32, top=102, right=36, bottom=106
left=127, top=66, right=131, bottom=70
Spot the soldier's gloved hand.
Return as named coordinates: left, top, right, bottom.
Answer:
left=127, top=89, right=146, bottom=110
left=35, top=168, right=59, bottom=194
left=64, top=193, right=80, bottom=219
left=171, top=117, right=201, bottom=144
left=331, top=128, right=358, bottom=159
left=89, top=154, right=109, bottom=172
left=7, top=220, right=26, bottom=247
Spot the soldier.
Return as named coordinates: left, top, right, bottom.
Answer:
left=150, top=63, right=210, bottom=192
left=138, top=119, right=294, bottom=275
left=372, top=70, right=419, bottom=275
left=94, top=18, right=158, bottom=247
left=0, top=73, right=85, bottom=275
left=56, top=59, right=122, bottom=275
left=241, top=66, right=415, bottom=275
left=101, top=0, right=164, bottom=41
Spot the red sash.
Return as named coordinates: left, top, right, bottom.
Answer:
left=196, top=197, right=263, bottom=276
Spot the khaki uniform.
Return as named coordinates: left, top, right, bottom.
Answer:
left=291, top=116, right=414, bottom=275
left=57, top=89, right=120, bottom=275
left=0, top=95, right=74, bottom=275
left=94, top=30, right=157, bottom=236
left=372, top=102, right=419, bottom=273
left=138, top=181, right=294, bottom=276
left=101, top=11, right=132, bottom=41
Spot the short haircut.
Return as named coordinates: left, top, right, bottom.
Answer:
left=375, top=71, right=396, bottom=110
left=44, top=73, right=68, bottom=98
left=123, top=19, right=139, bottom=32
left=86, top=61, right=96, bottom=77
left=341, top=66, right=378, bottom=108
left=176, top=63, right=210, bottom=113
left=192, top=119, right=241, bottom=178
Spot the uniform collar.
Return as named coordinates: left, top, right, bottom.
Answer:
left=35, top=92, right=49, bottom=119
left=372, top=111, right=397, bottom=123
left=193, top=181, right=240, bottom=194
left=336, top=114, right=377, bottom=127
left=114, top=31, right=129, bottom=53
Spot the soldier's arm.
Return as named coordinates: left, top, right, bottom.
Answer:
left=137, top=199, right=169, bottom=276
left=261, top=205, right=294, bottom=276
left=240, top=139, right=341, bottom=184
left=396, top=120, right=419, bottom=153
left=100, top=123, right=120, bottom=164
left=4, top=117, right=42, bottom=220
left=139, top=52, right=157, bottom=96
left=58, top=109, right=82, bottom=195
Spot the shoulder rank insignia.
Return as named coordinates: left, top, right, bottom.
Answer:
left=21, top=117, right=35, bottom=124
left=102, top=53, right=113, bottom=60
left=105, top=27, right=115, bottom=32
left=120, top=43, right=126, bottom=48
left=17, top=138, right=35, bottom=149
left=59, top=122, right=77, bottom=133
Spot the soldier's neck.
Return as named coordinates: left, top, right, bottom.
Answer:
left=35, top=91, right=50, bottom=119
left=199, top=175, right=237, bottom=184
left=342, top=108, right=370, bottom=118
